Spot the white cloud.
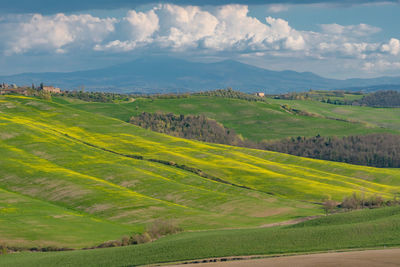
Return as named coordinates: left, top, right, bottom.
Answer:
left=363, top=59, right=400, bottom=71
left=267, top=4, right=290, bottom=13
left=123, top=9, right=159, bottom=42
left=4, top=13, right=115, bottom=54
left=94, top=4, right=305, bottom=53
left=155, top=4, right=219, bottom=49
left=381, top=38, right=400, bottom=55
left=1, top=2, right=398, bottom=77
left=303, top=23, right=386, bottom=60
left=320, top=23, right=381, bottom=37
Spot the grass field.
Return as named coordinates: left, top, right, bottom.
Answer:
left=269, top=98, right=400, bottom=132
left=2, top=206, right=400, bottom=267
left=1, top=95, right=400, bottom=250
left=58, top=96, right=399, bottom=141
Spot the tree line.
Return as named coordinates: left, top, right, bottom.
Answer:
left=130, top=112, right=244, bottom=146
left=193, top=88, right=266, bottom=102
left=55, top=88, right=264, bottom=103
left=318, top=90, right=400, bottom=107
left=262, top=134, right=400, bottom=168
left=352, top=90, right=400, bottom=107
left=323, top=192, right=400, bottom=215
left=131, top=112, right=400, bottom=168
left=58, top=91, right=134, bottom=103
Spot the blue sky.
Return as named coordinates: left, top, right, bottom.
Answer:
left=0, top=1, right=399, bottom=79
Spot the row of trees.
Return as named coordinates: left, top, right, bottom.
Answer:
left=130, top=112, right=244, bottom=146
left=262, top=134, right=400, bottom=168
left=58, top=91, right=134, bottom=103
left=92, top=220, right=182, bottom=249
left=130, top=112, right=400, bottom=168
left=274, top=90, right=400, bottom=108
left=352, top=90, right=400, bottom=107
left=56, top=88, right=264, bottom=103
left=323, top=193, right=400, bottom=214
left=194, top=88, right=266, bottom=102
left=318, top=90, right=400, bottom=107
left=273, top=90, right=351, bottom=100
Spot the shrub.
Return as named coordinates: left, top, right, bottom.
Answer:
left=323, top=199, right=338, bottom=214
left=146, top=220, right=182, bottom=239
left=0, top=244, right=7, bottom=255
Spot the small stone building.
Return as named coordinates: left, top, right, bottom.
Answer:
left=42, top=85, right=61, bottom=93
left=0, top=88, right=29, bottom=96
left=255, top=92, right=265, bottom=97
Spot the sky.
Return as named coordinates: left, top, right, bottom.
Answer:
left=0, top=0, right=399, bottom=79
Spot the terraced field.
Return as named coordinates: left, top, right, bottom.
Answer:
left=60, top=96, right=398, bottom=141
left=1, top=95, right=400, bottom=249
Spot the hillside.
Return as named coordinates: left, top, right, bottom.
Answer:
left=2, top=57, right=400, bottom=93
left=61, top=95, right=399, bottom=141
left=270, top=98, right=400, bottom=132
left=1, top=95, right=400, bottom=249
left=3, top=206, right=400, bottom=267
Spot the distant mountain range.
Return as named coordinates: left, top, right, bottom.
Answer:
left=1, top=56, right=400, bottom=93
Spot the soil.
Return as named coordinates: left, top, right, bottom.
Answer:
left=166, top=248, right=400, bottom=267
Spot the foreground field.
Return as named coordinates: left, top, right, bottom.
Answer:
left=176, top=248, right=400, bottom=267
left=2, top=207, right=400, bottom=267
left=1, top=95, right=400, bottom=248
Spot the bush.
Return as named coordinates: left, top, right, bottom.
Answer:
left=340, top=193, right=394, bottom=211
left=0, top=244, right=7, bottom=255
left=323, top=199, right=338, bottom=214
left=93, top=220, right=183, bottom=249
left=146, top=220, right=182, bottom=239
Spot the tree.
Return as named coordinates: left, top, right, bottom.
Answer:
left=323, top=199, right=337, bottom=214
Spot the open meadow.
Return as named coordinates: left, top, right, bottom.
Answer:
left=0, top=94, right=400, bottom=265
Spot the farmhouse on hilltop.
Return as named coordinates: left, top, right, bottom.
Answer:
left=41, top=84, right=61, bottom=93
left=255, top=92, right=265, bottom=97
left=0, top=83, right=29, bottom=95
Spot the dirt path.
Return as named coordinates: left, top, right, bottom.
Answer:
left=258, top=215, right=321, bottom=228
left=166, top=248, right=400, bottom=267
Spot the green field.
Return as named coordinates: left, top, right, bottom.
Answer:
left=1, top=95, right=400, bottom=250
left=2, top=206, right=400, bottom=267
left=269, top=99, right=400, bottom=132
left=59, top=96, right=399, bottom=141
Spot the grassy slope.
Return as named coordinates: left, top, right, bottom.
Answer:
left=0, top=96, right=317, bottom=247
left=59, top=96, right=397, bottom=141
left=1, top=95, right=400, bottom=248
left=0, top=188, right=133, bottom=249
left=270, top=99, right=400, bottom=132
left=2, top=206, right=400, bottom=267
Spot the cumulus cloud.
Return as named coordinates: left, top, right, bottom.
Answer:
left=156, top=4, right=219, bottom=49
left=381, top=38, right=400, bottom=55
left=4, top=13, right=115, bottom=54
left=1, top=2, right=399, bottom=74
left=320, top=23, right=381, bottom=37
left=75, top=4, right=305, bottom=53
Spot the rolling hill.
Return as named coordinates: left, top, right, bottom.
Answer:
left=1, top=95, right=400, bottom=249
left=2, top=57, right=400, bottom=93
left=60, top=95, right=400, bottom=141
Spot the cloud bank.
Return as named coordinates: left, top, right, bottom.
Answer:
left=1, top=3, right=399, bottom=75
